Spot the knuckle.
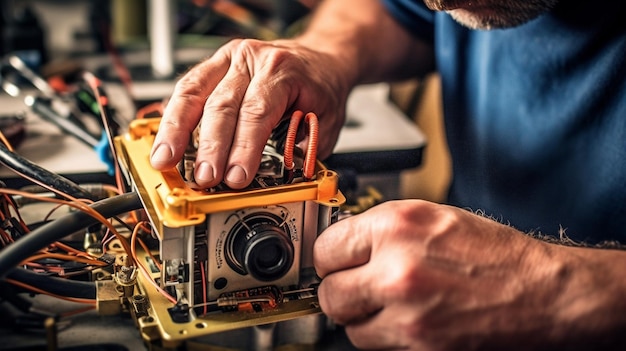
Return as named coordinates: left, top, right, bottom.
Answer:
left=159, top=118, right=185, bottom=133
left=240, top=96, right=271, bottom=117
left=236, top=38, right=298, bottom=72
left=263, top=48, right=295, bottom=68
left=196, top=140, right=225, bottom=156
left=204, top=97, right=241, bottom=117
left=380, top=262, right=422, bottom=301
left=240, top=102, right=274, bottom=128
left=231, top=38, right=258, bottom=51
left=229, top=138, right=260, bottom=155
left=174, top=71, right=211, bottom=97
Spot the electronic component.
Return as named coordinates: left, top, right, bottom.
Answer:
left=114, top=117, right=345, bottom=347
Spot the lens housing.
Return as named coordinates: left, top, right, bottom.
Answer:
left=225, top=213, right=295, bottom=282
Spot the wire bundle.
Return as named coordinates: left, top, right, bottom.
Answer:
left=0, top=72, right=150, bottom=316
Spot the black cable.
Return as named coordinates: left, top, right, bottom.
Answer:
left=6, top=268, right=96, bottom=299
left=0, top=192, right=142, bottom=279
left=0, top=143, right=96, bottom=201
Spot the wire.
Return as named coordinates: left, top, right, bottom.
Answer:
left=3, top=193, right=30, bottom=233
left=82, top=71, right=126, bottom=195
left=130, top=221, right=177, bottom=304
left=0, top=187, right=133, bottom=260
left=49, top=242, right=89, bottom=258
left=200, top=261, right=207, bottom=315
left=0, top=143, right=96, bottom=201
left=0, top=128, right=15, bottom=152
left=6, top=268, right=96, bottom=300
left=0, top=192, right=142, bottom=279
left=6, top=278, right=96, bottom=305
left=23, top=253, right=107, bottom=268
left=283, top=110, right=319, bottom=180
left=137, top=237, right=161, bottom=271
left=60, top=305, right=96, bottom=318
left=135, top=102, right=164, bottom=119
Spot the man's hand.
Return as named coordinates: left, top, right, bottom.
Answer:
left=314, top=200, right=626, bottom=350
left=148, top=0, right=434, bottom=190
left=150, top=38, right=352, bottom=189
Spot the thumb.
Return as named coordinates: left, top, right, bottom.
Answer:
left=314, top=213, right=373, bottom=278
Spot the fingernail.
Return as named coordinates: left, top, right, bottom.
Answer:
left=195, top=162, right=215, bottom=183
left=151, top=144, right=173, bottom=165
left=225, top=165, right=247, bottom=185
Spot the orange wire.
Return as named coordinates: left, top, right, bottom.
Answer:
left=283, top=110, right=319, bottom=179
left=130, top=221, right=177, bottom=304
left=60, top=305, right=96, bottom=318
left=0, top=128, right=15, bottom=152
left=283, top=110, right=303, bottom=171
left=137, top=237, right=162, bottom=271
left=102, top=183, right=122, bottom=195
left=135, top=102, right=164, bottom=119
left=6, top=278, right=97, bottom=305
left=0, top=188, right=133, bottom=261
left=0, top=229, right=10, bottom=246
left=43, top=201, right=68, bottom=222
left=1, top=190, right=86, bottom=257
left=50, top=241, right=98, bottom=259
left=4, top=193, right=30, bottom=233
left=24, top=262, right=65, bottom=274
left=0, top=227, right=12, bottom=243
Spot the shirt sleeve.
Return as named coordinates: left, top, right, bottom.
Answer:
left=381, top=0, right=435, bottom=44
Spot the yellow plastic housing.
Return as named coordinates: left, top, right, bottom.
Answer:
left=113, top=118, right=345, bottom=345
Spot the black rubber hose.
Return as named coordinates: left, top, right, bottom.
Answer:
left=6, top=268, right=96, bottom=299
left=0, top=142, right=96, bottom=201
left=0, top=192, right=142, bottom=279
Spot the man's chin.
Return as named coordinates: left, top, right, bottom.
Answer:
left=447, top=8, right=539, bottom=30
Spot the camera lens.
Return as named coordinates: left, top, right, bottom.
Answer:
left=225, top=214, right=295, bottom=282
left=243, top=225, right=294, bottom=281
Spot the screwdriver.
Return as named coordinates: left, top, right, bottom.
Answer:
left=24, top=95, right=99, bottom=148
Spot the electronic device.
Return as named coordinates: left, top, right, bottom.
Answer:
left=112, top=116, right=345, bottom=348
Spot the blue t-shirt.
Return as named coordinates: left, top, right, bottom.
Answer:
left=383, top=0, right=626, bottom=243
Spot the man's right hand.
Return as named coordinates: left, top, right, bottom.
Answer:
left=149, top=38, right=353, bottom=189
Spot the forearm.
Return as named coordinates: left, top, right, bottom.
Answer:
left=295, top=0, right=435, bottom=87
left=497, top=237, right=626, bottom=350
left=547, top=244, right=626, bottom=349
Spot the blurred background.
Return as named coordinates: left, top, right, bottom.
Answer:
left=0, top=1, right=451, bottom=350
left=0, top=0, right=450, bottom=204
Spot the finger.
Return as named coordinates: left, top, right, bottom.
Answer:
left=314, top=213, right=373, bottom=278
left=150, top=52, right=230, bottom=170
left=317, top=264, right=383, bottom=326
left=222, top=72, right=293, bottom=188
left=192, top=53, right=252, bottom=188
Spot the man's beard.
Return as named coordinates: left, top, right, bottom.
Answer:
left=422, top=0, right=560, bottom=29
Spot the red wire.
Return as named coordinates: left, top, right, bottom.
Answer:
left=283, top=111, right=319, bottom=180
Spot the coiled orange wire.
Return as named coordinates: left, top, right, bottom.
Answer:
left=283, top=111, right=319, bottom=180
